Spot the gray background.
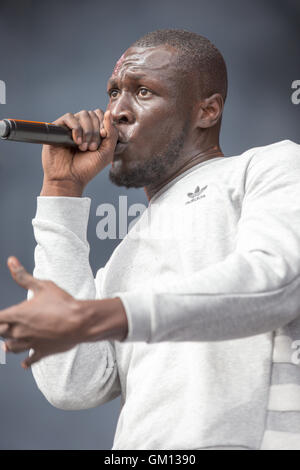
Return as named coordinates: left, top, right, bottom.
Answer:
left=0, top=0, right=299, bottom=450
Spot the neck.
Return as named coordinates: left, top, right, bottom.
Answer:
left=144, top=144, right=224, bottom=202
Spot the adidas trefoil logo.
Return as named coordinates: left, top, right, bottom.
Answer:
left=185, top=185, right=207, bottom=204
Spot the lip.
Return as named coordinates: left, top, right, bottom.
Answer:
left=114, top=141, right=128, bottom=154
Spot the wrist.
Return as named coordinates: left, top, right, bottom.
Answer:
left=76, top=297, right=129, bottom=342
left=40, top=179, right=84, bottom=197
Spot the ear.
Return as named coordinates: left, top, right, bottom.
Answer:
left=196, top=93, right=224, bottom=129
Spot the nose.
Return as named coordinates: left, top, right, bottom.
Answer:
left=110, top=92, right=135, bottom=125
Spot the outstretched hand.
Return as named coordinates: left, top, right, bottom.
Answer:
left=0, top=256, right=83, bottom=369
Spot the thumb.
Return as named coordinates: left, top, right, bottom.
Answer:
left=7, top=257, right=41, bottom=292
left=98, top=110, right=118, bottom=164
left=22, top=349, right=42, bottom=369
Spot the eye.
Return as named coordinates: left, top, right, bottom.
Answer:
left=137, top=87, right=152, bottom=97
left=109, top=89, right=119, bottom=99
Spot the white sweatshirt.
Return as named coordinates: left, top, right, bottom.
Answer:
left=28, top=139, right=300, bottom=450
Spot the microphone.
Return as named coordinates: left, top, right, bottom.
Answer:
left=0, top=119, right=78, bottom=148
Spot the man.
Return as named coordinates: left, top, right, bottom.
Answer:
left=1, top=29, right=300, bottom=450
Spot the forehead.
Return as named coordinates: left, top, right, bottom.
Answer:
left=110, top=45, right=179, bottom=81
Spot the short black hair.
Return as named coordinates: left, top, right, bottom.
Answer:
left=131, top=29, right=228, bottom=103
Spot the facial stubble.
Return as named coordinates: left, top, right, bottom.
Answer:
left=108, top=124, right=189, bottom=189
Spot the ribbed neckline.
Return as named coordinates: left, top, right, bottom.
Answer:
left=148, top=156, right=227, bottom=206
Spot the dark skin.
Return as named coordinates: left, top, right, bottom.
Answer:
left=0, top=44, right=224, bottom=368
left=107, top=45, right=224, bottom=199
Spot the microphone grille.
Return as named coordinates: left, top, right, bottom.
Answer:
left=0, top=120, right=9, bottom=138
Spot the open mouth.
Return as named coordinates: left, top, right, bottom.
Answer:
left=115, top=140, right=128, bottom=154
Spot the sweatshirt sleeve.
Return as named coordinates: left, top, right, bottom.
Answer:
left=28, top=196, right=121, bottom=410
left=117, top=141, right=300, bottom=343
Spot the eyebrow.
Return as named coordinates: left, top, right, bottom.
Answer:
left=107, top=72, right=153, bottom=90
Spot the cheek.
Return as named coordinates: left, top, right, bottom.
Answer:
left=149, top=118, right=183, bottom=145
left=135, top=106, right=181, bottom=142
left=132, top=123, right=180, bottom=159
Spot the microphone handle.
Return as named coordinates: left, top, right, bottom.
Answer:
left=0, top=119, right=78, bottom=148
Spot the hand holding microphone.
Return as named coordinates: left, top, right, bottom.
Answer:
left=41, top=109, right=118, bottom=197
left=0, top=109, right=118, bottom=197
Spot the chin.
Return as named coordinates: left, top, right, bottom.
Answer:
left=108, top=160, right=150, bottom=188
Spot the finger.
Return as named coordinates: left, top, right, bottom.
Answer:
left=94, top=108, right=105, bottom=137
left=0, top=303, right=23, bottom=324
left=9, top=323, right=31, bottom=340
left=94, top=108, right=104, bottom=124
left=98, top=110, right=118, bottom=158
left=0, top=323, right=10, bottom=337
left=0, top=323, right=29, bottom=340
left=4, top=339, right=31, bottom=354
left=87, top=110, right=101, bottom=151
left=22, top=349, right=43, bottom=369
left=100, top=127, right=107, bottom=138
left=7, top=257, right=42, bottom=293
left=52, top=113, right=82, bottom=146
left=107, top=110, right=118, bottom=139
left=76, top=110, right=94, bottom=152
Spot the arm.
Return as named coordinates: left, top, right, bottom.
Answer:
left=28, top=196, right=121, bottom=410
left=113, top=141, right=300, bottom=343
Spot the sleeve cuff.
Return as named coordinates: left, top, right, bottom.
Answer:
left=34, top=196, right=91, bottom=242
left=115, top=290, right=153, bottom=343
